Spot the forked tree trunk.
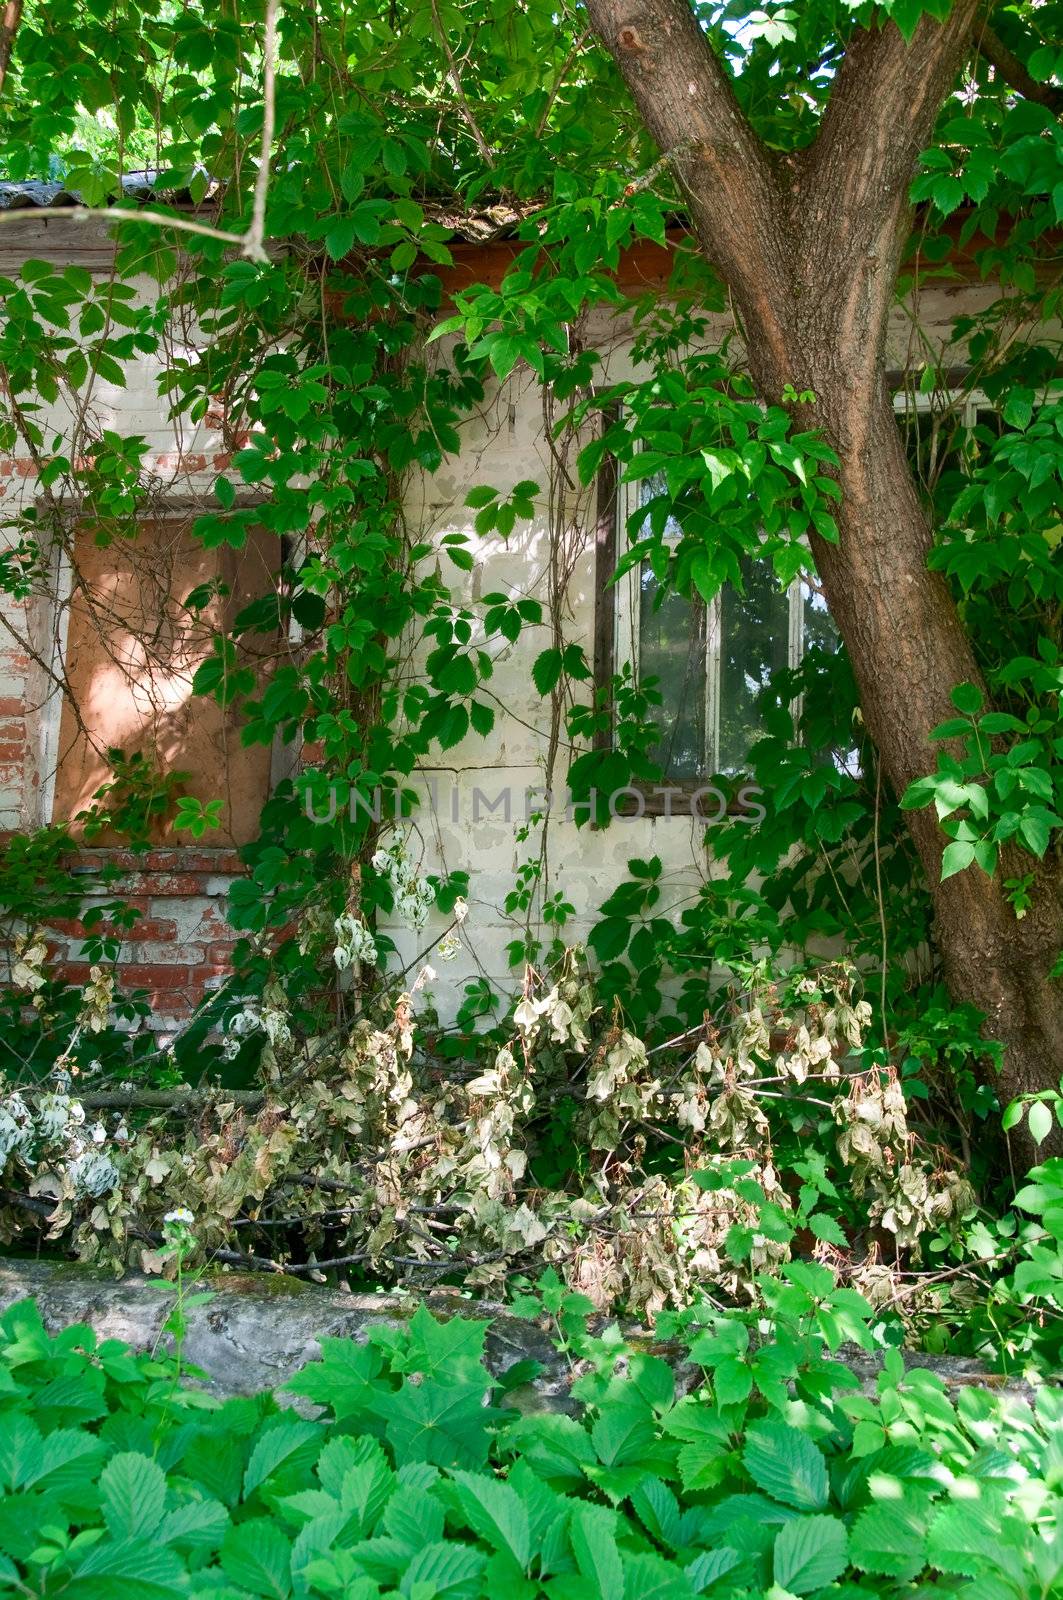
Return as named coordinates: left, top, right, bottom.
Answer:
left=585, top=0, right=1063, bottom=1156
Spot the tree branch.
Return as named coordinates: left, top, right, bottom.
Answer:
left=0, top=0, right=22, bottom=99
left=975, top=8, right=1063, bottom=115
left=583, top=0, right=791, bottom=370
left=806, top=2, right=982, bottom=260
left=245, top=0, right=280, bottom=264
left=18, top=1085, right=266, bottom=1111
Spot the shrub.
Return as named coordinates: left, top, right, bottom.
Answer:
left=0, top=1274, right=1057, bottom=1598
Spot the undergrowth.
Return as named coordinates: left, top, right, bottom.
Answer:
left=1, top=951, right=1061, bottom=1368
left=0, top=1268, right=1058, bottom=1599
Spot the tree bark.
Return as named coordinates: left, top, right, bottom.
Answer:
left=0, top=0, right=21, bottom=98
left=585, top=0, right=1063, bottom=1157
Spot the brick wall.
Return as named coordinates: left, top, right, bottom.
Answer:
left=46, top=848, right=247, bottom=1031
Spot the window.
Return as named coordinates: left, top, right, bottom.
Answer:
left=894, top=386, right=1006, bottom=495
left=602, top=470, right=839, bottom=787
left=50, top=513, right=279, bottom=846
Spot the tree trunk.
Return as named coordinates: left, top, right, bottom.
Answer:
left=763, top=340, right=1063, bottom=1160
left=585, top=0, right=1063, bottom=1159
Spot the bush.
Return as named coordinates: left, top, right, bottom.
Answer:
left=0, top=1272, right=1057, bottom=1598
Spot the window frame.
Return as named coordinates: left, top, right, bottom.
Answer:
left=593, top=419, right=818, bottom=812
left=595, top=380, right=1019, bottom=810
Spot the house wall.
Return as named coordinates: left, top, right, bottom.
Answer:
left=0, top=216, right=253, bottom=1027
left=0, top=209, right=1019, bottom=1028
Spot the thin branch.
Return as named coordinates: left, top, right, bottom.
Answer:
left=534, top=29, right=592, bottom=138
left=25, top=1085, right=266, bottom=1111
left=0, top=202, right=269, bottom=251
left=429, top=0, right=496, bottom=170
left=624, top=137, right=702, bottom=196
left=246, top=0, right=280, bottom=263
left=976, top=9, right=1063, bottom=115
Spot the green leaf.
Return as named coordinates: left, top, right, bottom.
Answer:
left=588, top=917, right=631, bottom=961
left=925, top=1502, right=1004, bottom=1577
left=157, top=1497, right=229, bottom=1550
left=807, top=1212, right=848, bottom=1247
left=399, top=1539, right=486, bottom=1598
left=950, top=681, right=983, bottom=715
left=620, top=1549, right=695, bottom=1600
left=630, top=1477, right=683, bottom=1549
left=1001, top=1099, right=1024, bottom=1132
left=591, top=1404, right=658, bottom=1468
left=502, top=1414, right=596, bottom=1484
left=742, top=1423, right=828, bottom=1511
left=399, top=1304, right=490, bottom=1383
left=532, top=648, right=563, bottom=697
left=450, top=1470, right=531, bottom=1568
left=243, top=1417, right=322, bottom=1498
left=381, top=1378, right=494, bottom=1470
left=570, top=1502, right=623, bottom=1600
left=773, top=1514, right=848, bottom=1594
left=465, top=485, right=500, bottom=509
left=73, top=1537, right=187, bottom=1596
left=220, top=1518, right=293, bottom=1597
left=324, top=217, right=358, bottom=260
left=713, top=1356, right=753, bottom=1406
left=685, top=1547, right=742, bottom=1592
left=849, top=1496, right=930, bottom=1581
left=940, top=840, right=975, bottom=880
left=1028, top=1099, right=1053, bottom=1146
left=100, top=1452, right=167, bottom=1541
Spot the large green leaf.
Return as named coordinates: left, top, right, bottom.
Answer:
left=243, top=1417, right=323, bottom=1499
left=849, top=1495, right=930, bottom=1580
left=742, top=1423, right=829, bottom=1511
left=220, top=1518, right=293, bottom=1598
left=398, top=1538, right=486, bottom=1598
left=772, top=1513, right=848, bottom=1594
left=450, top=1470, right=531, bottom=1569
left=72, top=1536, right=187, bottom=1597
left=569, top=1502, right=623, bottom=1600
left=394, top=1306, right=491, bottom=1384
left=380, top=1377, right=495, bottom=1470
left=99, top=1452, right=167, bottom=1541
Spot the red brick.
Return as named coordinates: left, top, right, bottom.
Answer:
left=104, top=964, right=197, bottom=991
left=205, top=940, right=239, bottom=963
left=65, top=846, right=246, bottom=877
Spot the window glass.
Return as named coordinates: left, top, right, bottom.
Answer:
left=801, top=577, right=838, bottom=654
left=717, top=558, right=790, bottom=775
left=626, top=477, right=841, bottom=781
left=634, top=478, right=708, bottom=782
left=639, top=570, right=708, bottom=782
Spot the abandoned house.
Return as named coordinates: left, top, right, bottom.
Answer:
left=0, top=182, right=1022, bottom=1028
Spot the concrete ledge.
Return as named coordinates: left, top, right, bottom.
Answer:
left=0, top=1259, right=1041, bottom=1409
